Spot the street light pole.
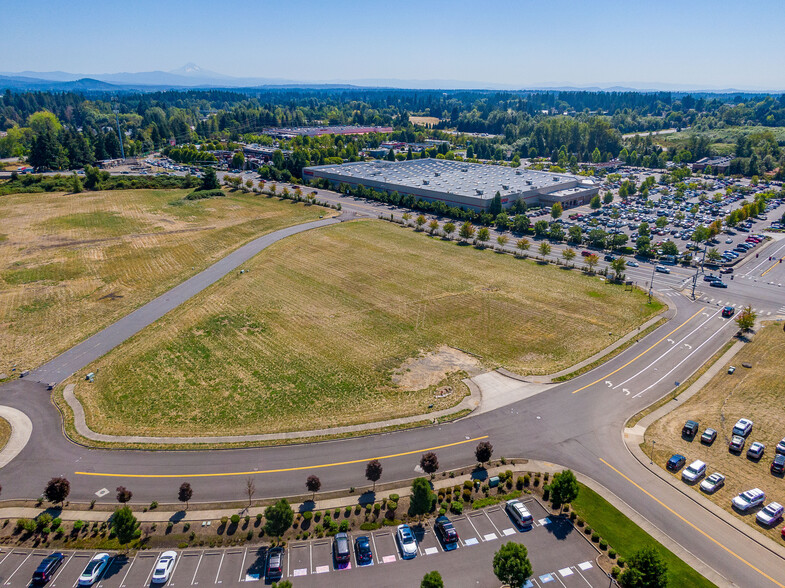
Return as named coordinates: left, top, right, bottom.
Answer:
left=647, top=264, right=656, bottom=304
left=651, top=440, right=656, bottom=464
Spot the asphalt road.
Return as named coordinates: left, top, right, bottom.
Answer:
left=1, top=183, right=785, bottom=586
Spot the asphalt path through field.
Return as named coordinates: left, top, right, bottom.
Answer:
left=1, top=192, right=784, bottom=586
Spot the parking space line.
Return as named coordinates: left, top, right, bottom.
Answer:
left=51, top=552, right=74, bottom=586
left=369, top=534, right=380, bottom=565
left=466, top=513, right=483, bottom=540
left=95, top=557, right=112, bottom=586
left=191, top=551, right=204, bottom=585
left=310, top=541, right=314, bottom=571
left=4, top=551, right=32, bottom=585
left=0, top=549, right=14, bottom=567
left=143, top=552, right=159, bottom=586
left=483, top=509, right=502, bottom=535
left=118, top=554, right=136, bottom=588
left=572, top=565, right=594, bottom=586
left=168, top=552, right=183, bottom=586
left=215, top=551, right=226, bottom=584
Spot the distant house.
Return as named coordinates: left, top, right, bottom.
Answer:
left=692, top=156, right=732, bottom=173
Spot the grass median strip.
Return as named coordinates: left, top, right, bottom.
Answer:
left=73, top=220, right=661, bottom=438
left=572, top=483, right=716, bottom=588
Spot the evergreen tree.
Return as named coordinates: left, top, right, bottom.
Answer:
left=488, top=192, right=503, bottom=216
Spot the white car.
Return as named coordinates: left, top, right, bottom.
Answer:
left=396, top=524, right=418, bottom=559
left=151, top=551, right=177, bottom=584
left=756, top=502, right=784, bottom=526
left=732, top=488, right=765, bottom=511
left=505, top=499, right=533, bottom=528
left=732, top=418, right=754, bottom=437
left=681, top=460, right=706, bottom=483
left=700, top=473, right=725, bottom=494
left=78, top=553, right=110, bottom=585
left=655, top=265, right=671, bottom=274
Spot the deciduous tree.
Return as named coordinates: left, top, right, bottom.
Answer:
left=493, top=542, right=532, bottom=587
left=365, top=459, right=383, bottom=491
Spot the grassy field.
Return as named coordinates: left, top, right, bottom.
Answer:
left=0, top=188, right=332, bottom=371
left=409, top=116, right=441, bottom=126
left=572, top=483, right=716, bottom=587
left=653, top=125, right=785, bottom=157
left=646, top=323, right=785, bottom=542
left=74, top=220, right=662, bottom=437
left=0, top=417, right=10, bottom=452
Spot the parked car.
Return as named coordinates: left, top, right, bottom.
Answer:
left=604, top=254, right=616, bottom=262
left=396, top=524, right=418, bottom=559
left=333, top=532, right=351, bottom=565
left=151, top=551, right=176, bottom=584
left=354, top=535, right=373, bottom=565
left=78, top=553, right=110, bottom=586
left=434, top=515, right=459, bottom=550
left=682, top=460, right=706, bottom=483
left=728, top=366, right=736, bottom=374
left=682, top=420, right=699, bottom=437
left=732, top=488, right=765, bottom=511
left=265, top=547, right=284, bottom=581
left=627, top=260, right=639, bottom=267
left=721, top=306, right=735, bottom=318
left=581, top=250, right=593, bottom=257
left=701, top=428, right=717, bottom=445
left=505, top=498, right=533, bottom=528
left=733, top=418, right=754, bottom=437
left=748, top=442, right=766, bottom=460
left=729, top=435, right=746, bottom=453
left=771, top=455, right=785, bottom=475
left=33, top=553, right=64, bottom=584
left=757, top=502, right=784, bottom=526
left=720, top=267, right=734, bottom=274
left=666, top=454, right=686, bottom=471
left=700, top=473, right=725, bottom=494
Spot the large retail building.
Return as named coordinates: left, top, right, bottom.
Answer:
left=303, top=159, right=600, bottom=211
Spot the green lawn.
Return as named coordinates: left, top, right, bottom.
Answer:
left=572, top=483, right=715, bottom=587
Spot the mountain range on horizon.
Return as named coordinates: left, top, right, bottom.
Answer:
left=1, top=63, right=782, bottom=94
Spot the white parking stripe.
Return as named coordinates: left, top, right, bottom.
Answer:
left=143, top=552, right=159, bottom=586
left=4, top=551, right=32, bottom=585
left=215, top=551, right=225, bottom=584
left=483, top=509, right=503, bottom=535
left=190, top=551, right=204, bottom=586
left=573, top=565, right=594, bottom=586
left=51, top=552, right=75, bottom=586
left=119, top=554, right=136, bottom=588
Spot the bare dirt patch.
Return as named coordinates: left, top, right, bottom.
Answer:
left=391, top=345, right=483, bottom=390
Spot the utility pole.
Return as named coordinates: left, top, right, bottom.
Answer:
left=112, top=97, right=125, bottom=161
left=690, top=241, right=708, bottom=300
left=647, top=264, right=656, bottom=304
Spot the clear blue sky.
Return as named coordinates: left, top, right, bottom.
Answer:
left=5, top=0, right=785, bottom=89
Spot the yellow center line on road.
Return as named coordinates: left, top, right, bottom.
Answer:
left=600, top=458, right=785, bottom=588
left=74, top=435, right=489, bottom=479
left=761, top=262, right=780, bottom=278
left=572, top=307, right=705, bottom=394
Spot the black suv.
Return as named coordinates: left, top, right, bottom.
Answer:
left=434, top=515, right=459, bottom=550
left=682, top=420, right=699, bottom=437
left=772, top=455, right=785, bottom=475
left=33, top=553, right=64, bottom=584
left=333, top=532, right=351, bottom=565
left=265, top=547, right=284, bottom=581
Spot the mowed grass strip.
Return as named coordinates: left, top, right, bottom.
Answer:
left=572, top=483, right=716, bottom=588
left=76, top=220, right=662, bottom=437
left=0, top=189, right=331, bottom=370
left=646, top=323, right=785, bottom=542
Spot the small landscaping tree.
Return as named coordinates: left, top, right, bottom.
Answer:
left=366, top=459, right=383, bottom=491
left=306, top=475, right=321, bottom=501
left=178, top=482, right=193, bottom=510
left=619, top=546, right=668, bottom=588
left=116, top=486, right=132, bottom=504
left=245, top=476, right=256, bottom=507
left=476, top=227, right=491, bottom=247
left=549, top=470, right=579, bottom=512
left=475, top=441, right=493, bottom=465
left=443, top=222, right=456, bottom=239
left=493, top=541, right=533, bottom=587
left=44, top=477, right=70, bottom=506
left=420, top=452, right=439, bottom=475
left=459, top=221, right=476, bottom=242
left=409, top=477, right=435, bottom=518
left=112, top=506, right=139, bottom=546
left=265, top=499, right=294, bottom=537
left=538, top=241, right=551, bottom=257
left=421, top=570, right=444, bottom=588
left=735, top=305, right=756, bottom=333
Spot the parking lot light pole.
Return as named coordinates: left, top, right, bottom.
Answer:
left=651, top=440, right=656, bottom=464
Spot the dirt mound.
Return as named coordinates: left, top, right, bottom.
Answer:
left=392, top=346, right=483, bottom=391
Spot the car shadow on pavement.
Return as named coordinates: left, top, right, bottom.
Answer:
left=246, top=547, right=267, bottom=582
left=542, top=515, right=575, bottom=541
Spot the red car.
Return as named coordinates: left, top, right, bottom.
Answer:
left=581, top=250, right=593, bottom=257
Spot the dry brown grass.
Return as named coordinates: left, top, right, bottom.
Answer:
left=409, top=116, right=441, bottom=126
left=0, top=189, right=332, bottom=371
left=73, top=220, right=661, bottom=438
left=646, top=322, right=785, bottom=541
left=0, top=417, right=10, bottom=451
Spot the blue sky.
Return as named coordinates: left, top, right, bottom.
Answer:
left=5, top=0, right=785, bottom=89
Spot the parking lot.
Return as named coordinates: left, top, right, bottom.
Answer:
left=0, top=501, right=606, bottom=587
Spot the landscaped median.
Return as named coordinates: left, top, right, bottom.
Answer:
left=66, top=219, right=663, bottom=442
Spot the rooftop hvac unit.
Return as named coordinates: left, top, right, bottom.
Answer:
left=435, top=172, right=440, bottom=176
left=526, top=180, right=533, bottom=185
left=423, top=179, right=429, bottom=185
left=461, top=167, right=468, bottom=172
left=475, top=189, right=484, bottom=195
left=515, top=170, right=522, bottom=175
left=502, top=184, right=509, bottom=190
left=553, top=176, right=560, bottom=181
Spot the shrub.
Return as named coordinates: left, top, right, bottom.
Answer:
left=439, top=508, right=446, bottom=516
left=360, top=522, right=381, bottom=531
left=364, top=504, right=372, bottom=513
left=230, top=514, right=241, bottom=525
left=73, top=520, right=84, bottom=532
left=612, top=566, right=620, bottom=578
left=185, top=189, right=224, bottom=200
left=533, top=478, right=540, bottom=487
left=221, top=516, right=229, bottom=525
left=184, top=522, right=190, bottom=531
left=450, top=502, right=464, bottom=515
left=462, top=489, right=472, bottom=502
left=608, top=549, right=617, bottom=559
left=542, top=486, right=550, bottom=501
left=387, top=501, right=398, bottom=511
left=463, top=480, right=473, bottom=490
left=244, top=515, right=251, bottom=524
left=315, top=511, right=323, bottom=521
left=543, top=473, right=549, bottom=481
left=302, top=511, right=313, bottom=520
left=167, top=521, right=174, bottom=530
left=617, top=557, right=625, bottom=568
left=599, top=539, right=608, bottom=550
left=516, top=476, right=525, bottom=490
left=373, top=503, right=381, bottom=512
left=339, top=521, right=349, bottom=532
left=52, top=518, right=62, bottom=528
left=149, top=501, right=158, bottom=510
left=246, top=530, right=253, bottom=541
left=569, top=511, right=577, bottom=521
left=584, top=526, right=592, bottom=534
left=334, top=508, right=340, bottom=517
left=591, top=532, right=600, bottom=542
left=344, top=507, right=351, bottom=517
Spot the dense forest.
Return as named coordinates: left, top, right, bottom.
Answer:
left=2, top=88, right=784, bottom=178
